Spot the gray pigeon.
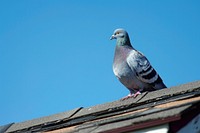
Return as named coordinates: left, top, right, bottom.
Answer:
left=110, top=28, right=167, bottom=100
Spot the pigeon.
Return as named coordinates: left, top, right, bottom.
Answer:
left=110, top=28, right=167, bottom=100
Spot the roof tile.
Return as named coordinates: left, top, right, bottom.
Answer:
left=6, top=108, right=82, bottom=133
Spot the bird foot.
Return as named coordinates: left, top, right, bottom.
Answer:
left=120, top=91, right=141, bottom=101
left=133, top=91, right=141, bottom=97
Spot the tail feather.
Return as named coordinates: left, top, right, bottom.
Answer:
left=154, top=82, right=167, bottom=90
left=151, top=75, right=167, bottom=90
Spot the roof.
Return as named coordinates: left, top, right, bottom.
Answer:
left=2, top=80, right=200, bottom=133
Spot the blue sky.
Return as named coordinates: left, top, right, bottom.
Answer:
left=0, top=0, right=200, bottom=125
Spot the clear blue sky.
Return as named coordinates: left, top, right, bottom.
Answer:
left=0, top=0, right=200, bottom=125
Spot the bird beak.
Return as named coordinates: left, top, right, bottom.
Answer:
left=110, top=35, right=116, bottom=40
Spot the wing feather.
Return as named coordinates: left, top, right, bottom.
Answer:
left=127, top=50, right=160, bottom=86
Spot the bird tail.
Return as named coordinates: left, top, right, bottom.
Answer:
left=154, top=82, right=167, bottom=90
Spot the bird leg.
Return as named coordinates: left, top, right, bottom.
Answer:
left=121, top=91, right=141, bottom=100
left=133, top=91, right=141, bottom=97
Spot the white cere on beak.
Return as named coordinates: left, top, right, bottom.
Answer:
left=110, top=35, right=116, bottom=40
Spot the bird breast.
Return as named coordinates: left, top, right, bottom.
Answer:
left=113, top=61, right=134, bottom=79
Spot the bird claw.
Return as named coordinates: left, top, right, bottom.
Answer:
left=133, top=91, right=141, bottom=97
left=120, top=91, right=141, bottom=101
left=121, top=95, right=133, bottom=101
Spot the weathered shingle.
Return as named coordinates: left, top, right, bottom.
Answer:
left=0, top=123, right=13, bottom=133
left=92, top=105, right=191, bottom=133
left=6, top=108, right=82, bottom=133
left=3, top=80, right=200, bottom=133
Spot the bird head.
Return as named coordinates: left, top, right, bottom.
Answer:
left=110, top=28, right=132, bottom=47
left=110, top=28, right=128, bottom=40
